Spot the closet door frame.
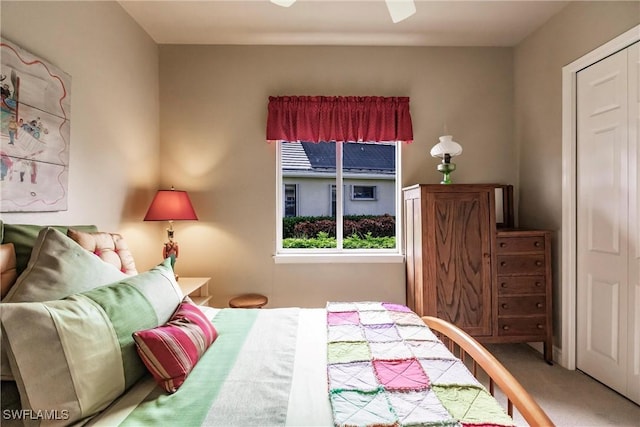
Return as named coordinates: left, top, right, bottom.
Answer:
left=561, top=24, right=639, bottom=370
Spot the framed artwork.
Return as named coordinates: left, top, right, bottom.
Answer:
left=0, top=38, right=71, bottom=212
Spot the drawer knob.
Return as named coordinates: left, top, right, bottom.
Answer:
left=501, top=282, right=507, bottom=288
left=536, top=302, right=543, bottom=309
left=500, top=242, right=506, bottom=248
left=535, top=282, right=542, bottom=287
left=535, top=261, right=543, bottom=267
left=501, top=261, right=507, bottom=267
left=502, top=303, right=509, bottom=309
left=534, top=241, right=541, bottom=247
left=503, top=325, right=510, bottom=331
left=537, top=324, right=544, bottom=329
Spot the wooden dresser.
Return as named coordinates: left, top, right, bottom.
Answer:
left=495, top=229, right=553, bottom=363
left=403, top=184, right=553, bottom=363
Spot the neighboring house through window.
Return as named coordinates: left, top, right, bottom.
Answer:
left=278, top=140, right=400, bottom=252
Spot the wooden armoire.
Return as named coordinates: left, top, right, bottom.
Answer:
left=404, top=184, right=553, bottom=363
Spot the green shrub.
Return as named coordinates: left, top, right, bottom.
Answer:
left=292, top=219, right=336, bottom=238
left=284, top=214, right=395, bottom=239
left=344, top=233, right=396, bottom=249
left=283, top=233, right=395, bottom=249
left=282, top=231, right=336, bottom=248
left=282, top=216, right=322, bottom=239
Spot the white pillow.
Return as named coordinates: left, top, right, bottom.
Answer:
left=1, top=258, right=182, bottom=425
left=1, top=227, right=127, bottom=381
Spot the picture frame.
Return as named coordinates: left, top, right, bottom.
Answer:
left=1, top=38, right=71, bottom=212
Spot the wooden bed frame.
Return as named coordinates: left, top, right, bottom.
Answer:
left=422, top=316, right=555, bottom=427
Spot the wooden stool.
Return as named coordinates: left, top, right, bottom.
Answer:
left=229, top=293, right=268, bottom=309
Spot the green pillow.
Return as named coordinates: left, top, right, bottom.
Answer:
left=1, top=258, right=183, bottom=426
left=1, top=228, right=127, bottom=381
left=3, top=228, right=127, bottom=303
left=0, top=222, right=98, bottom=276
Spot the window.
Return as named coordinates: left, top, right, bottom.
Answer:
left=352, top=185, right=377, bottom=201
left=267, top=95, right=412, bottom=261
left=277, top=140, right=400, bottom=255
left=331, top=185, right=337, bottom=217
left=284, top=184, right=298, bottom=217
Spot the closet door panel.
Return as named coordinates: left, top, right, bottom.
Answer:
left=577, top=47, right=629, bottom=395
left=627, top=41, right=639, bottom=404
left=577, top=42, right=639, bottom=404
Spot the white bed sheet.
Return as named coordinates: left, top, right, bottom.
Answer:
left=285, top=308, right=333, bottom=426
left=88, top=307, right=333, bottom=426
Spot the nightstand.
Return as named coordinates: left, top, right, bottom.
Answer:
left=178, top=277, right=212, bottom=307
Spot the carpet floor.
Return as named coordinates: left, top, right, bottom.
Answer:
left=484, top=343, right=640, bottom=426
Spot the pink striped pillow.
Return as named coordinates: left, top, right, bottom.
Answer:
left=132, top=299, right=218, bottom=393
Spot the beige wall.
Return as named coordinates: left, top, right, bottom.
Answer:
left=0, top=1, right=161, bottom=269
left=159, top=45, right=515, bottom=307
left=514, top=1, right=639, bottom=346
left=1, top=0, right=636, bottom=351
left=0, top=1, right=516, bottom=309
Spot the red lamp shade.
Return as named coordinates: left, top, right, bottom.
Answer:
left=144, top=189, right=198, bottom=222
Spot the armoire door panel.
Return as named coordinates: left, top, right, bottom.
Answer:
left=431, top=191, right=491, bottom=336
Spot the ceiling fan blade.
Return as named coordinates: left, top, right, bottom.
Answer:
left=385, top=0, right=416, bottom=23
left=270, top=0, right=415, bottom=24
left=270, top=0, right=297, bottom=7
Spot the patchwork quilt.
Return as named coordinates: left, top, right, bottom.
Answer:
left=326, top=302, right=515, bottom=427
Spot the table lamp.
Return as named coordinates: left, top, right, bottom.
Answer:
left=430, top=135, right=463, bottom=184
left=143, top=186, right=198, bottom=272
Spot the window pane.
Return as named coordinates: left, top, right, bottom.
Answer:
left=343, top=142, right=396, bottom=250
left=284, top=184, right=297, bottom=217
left=281, top=141, right=336, bottom=248
left=352, top=185, right=376, bottom=200
left=279, top=140, right=397, bottom=252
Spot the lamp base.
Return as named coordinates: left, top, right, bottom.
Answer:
left=163, top=240, right=179, bottom=274
left=162, top=223, right=180, bottom=280
left=437, top=162, right=456, bottom=184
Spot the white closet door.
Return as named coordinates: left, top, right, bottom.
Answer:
left=627, top=42, right=639, bottom=404
left=577, top=47, right=630, bottom=397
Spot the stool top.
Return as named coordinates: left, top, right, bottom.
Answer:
left=229, top=293, right=268, bottom=308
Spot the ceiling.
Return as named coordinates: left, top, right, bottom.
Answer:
left=118, top=0, right=570, bottom=47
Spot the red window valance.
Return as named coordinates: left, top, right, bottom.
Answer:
left=266, top=96, right=413, bottom=143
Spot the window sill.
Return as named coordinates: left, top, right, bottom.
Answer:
left=273, top=253, right=405, bottom=264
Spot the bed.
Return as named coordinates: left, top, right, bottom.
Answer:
left=0, top=224, right=554, bottom=427
left=84, top=305, right=554, bottom=427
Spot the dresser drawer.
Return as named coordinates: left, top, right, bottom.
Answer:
left=498, top=296, right=547, bottom=316
left=498, top=276, right=546, bottom=295
left=497, top=255, right=545, bottom=275
left=496, top=236, right=545, bottom=253
left=498, top=317, right=547, bottom=336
